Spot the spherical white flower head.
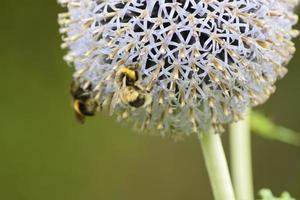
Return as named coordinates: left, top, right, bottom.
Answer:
left=58, top=0, right=299, bottom=135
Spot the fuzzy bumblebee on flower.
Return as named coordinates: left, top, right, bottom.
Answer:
left=58, top=0, right=299, bottom=199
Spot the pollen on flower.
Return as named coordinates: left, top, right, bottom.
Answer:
left=58, top=0, right=299, bottom=136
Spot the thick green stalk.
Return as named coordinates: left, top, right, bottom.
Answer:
left=230, top=109, right=254, bottom=200
left=199, top=131, right=236, bottom=200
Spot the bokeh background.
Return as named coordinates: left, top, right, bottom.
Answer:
left=0, top=1, right=299, bottom=199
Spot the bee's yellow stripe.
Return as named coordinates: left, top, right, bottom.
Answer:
left=73, top=100, right=83, bottom=115
left=118, top=68, right=137, bottom=81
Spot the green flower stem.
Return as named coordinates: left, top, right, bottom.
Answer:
left=199, top=131, right=236, bottom=200
left=230, top=109, right=254, bottom=200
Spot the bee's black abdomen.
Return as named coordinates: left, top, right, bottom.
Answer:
left=128, top=96, right=146, bottom=108
left=78, top=100, right=96, bottom=116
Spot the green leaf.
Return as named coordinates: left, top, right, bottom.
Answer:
left=251, top=111, right=300, bottom=147
left=258, top=188, right=296, bottom=200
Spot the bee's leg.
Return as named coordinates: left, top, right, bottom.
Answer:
left=75, top=111, right=85, bottom=124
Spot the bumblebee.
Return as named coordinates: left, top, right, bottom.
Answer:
left=119, top=85, right=152, bottom=108
left=115, top=67, right=138, bottom=87
left=115, top=67, right=152, bottom=108
left=70, top=80, right=98, bottom=123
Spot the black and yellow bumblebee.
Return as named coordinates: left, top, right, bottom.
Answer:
left=115, top=67, right=152, bottom=108
left=70, top=80, right=98, bottom=123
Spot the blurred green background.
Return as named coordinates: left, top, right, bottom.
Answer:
left=0, top=1, right=299, bottom=199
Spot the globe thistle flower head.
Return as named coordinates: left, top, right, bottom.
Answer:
left=58, top=0, right=299, bottom=136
